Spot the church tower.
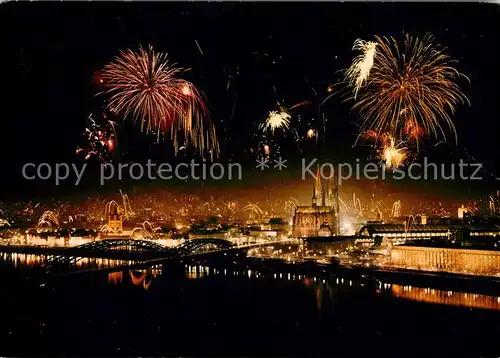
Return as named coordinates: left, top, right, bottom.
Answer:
left=293, top=167, right=341, bottom=238
left=107, top=204, right=123, bottom=233
left=312, top=165, right=323, bottom=206
left=325, top=177, right=340, bottom=235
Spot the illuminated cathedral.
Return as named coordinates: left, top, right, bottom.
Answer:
left=292, top=166, right=340, bottom=237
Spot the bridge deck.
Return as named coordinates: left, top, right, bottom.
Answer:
left=29, top=239, right=293, bottom=275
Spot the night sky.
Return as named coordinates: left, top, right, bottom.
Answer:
left=0, top=2, right=499, bottom=200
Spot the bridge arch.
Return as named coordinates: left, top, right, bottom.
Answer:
left=72, top=238, right=171, bottom=253
left=44, top=239, right=172, bottom=270
left=176, top=238, right=234, bottom=256
left=44, top=238, right=235, bottom=272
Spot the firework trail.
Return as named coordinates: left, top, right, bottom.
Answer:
left=84, top=197, right=106, bottom=221
left=101, top=45, right=219, bottom=158
left=290, top=100, right=313, bottom=110
left=303, top=77, right=318, bottom=96
left=76, top=114, right=118, bottom=162
left=404, top=120, right=425, bottom=143
left=391, top=200, right=402, bottom=217
left=104, top=200, right=122, bottom=217
left=194, top=40, right=204, bottom=55
left=170, top=81, right=219, bottom=159
left=37, top=211, right=60, bottom=228
left=352, top=193, right=363, bottom=216
left=344, top=39, right=378, bottom=99
left=342, top=34, right=469, bottom=146
left=463, top=148, right=500, bottom=180
left=241, top=203, right=264, bottom=218
left=284, top=197, right=300, bottom=216
left=489, top=195, right=496, bottom=214
left=338, top=197, right=350, bottom=212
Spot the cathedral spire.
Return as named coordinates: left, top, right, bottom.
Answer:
left=313, top=165, right=323, bottom=206
left=324, top=176, right=335, bottom=207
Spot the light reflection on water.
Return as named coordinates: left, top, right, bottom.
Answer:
left=391, top=284, right=500, bottom=311
left=109, top=263, right=500, bottom=312
left=1, top=236, right=94, bottom=247
left=0, top=252, right=137, bottom=270
left=108, top=268, right=162, bottom=291
left=3, top=251, right=500, bottom=311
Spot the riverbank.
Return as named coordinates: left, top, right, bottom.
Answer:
left=197, top=256, right=500, bottom=296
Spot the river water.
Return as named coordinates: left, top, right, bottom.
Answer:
left=1, top=253, right=499, bottom=357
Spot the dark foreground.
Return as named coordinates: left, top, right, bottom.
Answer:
left=1, top=260, right=500, bottom=357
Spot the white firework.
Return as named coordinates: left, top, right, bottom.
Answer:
left=260, top=110, right=291, bottom=134
left=344, top=39, right=377, bottom=99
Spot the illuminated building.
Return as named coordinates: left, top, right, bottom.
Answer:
left=305, top=237, right=356, bottom=256
left=358, top=223, right=500, bottom=245
left=248, top=229, right=278, bottom=238
left=292, top=166, right=340, bottom=237
left=268, top=218, right=289, bottom=231
left=359, top=224, right=450, bottom=244
left=390, top=245, right=500, bottom=276
left=458, top=205, right=469, bottom=219
left=189, top=231, right=229, bottom=239
left=107, top=204, right=123, bottom=233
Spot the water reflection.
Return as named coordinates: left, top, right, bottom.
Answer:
left=0, top=252, right=45, bottom=268
left=391, top=284, right=500, bottom=311
left=108, top=268, right=161, bottom=291
left=0, top=252, right=138, bottom=270
left=105, top=264, right=500, bottom=311
left=3, top=251, right=500, bottom=312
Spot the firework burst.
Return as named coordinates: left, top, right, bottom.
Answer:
left=101, top=45, right=188, bottom=132
left=344, top=33, right=469, bottom=145
left=403, top=120, right=425, bottom=142
left=306, top=128, right=316, bottom=138
left=379, top=134, right=408, bottom=170
left=259, top=109, right=291, bottom=134
left=76, top=114, right=118, bottom=162
left=344, top=39, right=378, bottom=99
left=101, top=45, right=218, bottom=158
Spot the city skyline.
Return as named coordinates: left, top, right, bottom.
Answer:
left=1, top=2, right=500, bottom=357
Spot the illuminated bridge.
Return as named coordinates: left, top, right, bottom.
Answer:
left=42, top=238, right=285, bottom=273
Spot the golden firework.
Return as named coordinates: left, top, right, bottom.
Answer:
left=379, top=134, right=408, bottom=170
left=259, top=110, right=291, bottom=134
left=344, top=39, right=378, bottom=99
left=345, top=33, right=469, bottom=145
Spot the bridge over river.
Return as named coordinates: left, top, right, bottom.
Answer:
left=0, top=238, right=293, bottom=274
